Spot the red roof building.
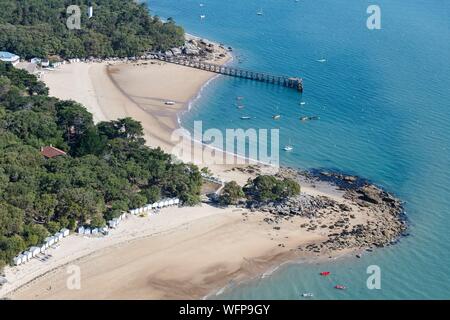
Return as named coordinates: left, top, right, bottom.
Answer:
left=40, top=146, right=67, bottom=159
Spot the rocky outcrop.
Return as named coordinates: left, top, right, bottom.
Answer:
left=257, top=167, right=407, bottom=254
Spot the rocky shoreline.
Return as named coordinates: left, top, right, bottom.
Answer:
left=231, top=166, right=407, bottom=256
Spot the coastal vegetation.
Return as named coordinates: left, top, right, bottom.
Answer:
left=0, top=0, right=184, bottom=59
left=218, top=176, right=301, bottom=206
left=244, top=175, right=301, bottom=203
left=218, top=181, right=245, bottom=205
left=0, top=62, right=202, bottom=268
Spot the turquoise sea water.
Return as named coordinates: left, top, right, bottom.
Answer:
left=146, top=0, right=450, bottom=299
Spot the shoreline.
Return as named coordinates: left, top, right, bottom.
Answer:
left=0, top=36, right=406, bottom=299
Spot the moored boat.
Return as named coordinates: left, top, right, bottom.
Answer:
left=334, top=285, right=346, bottom=290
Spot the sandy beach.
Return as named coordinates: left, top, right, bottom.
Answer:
left=0, top=44, right=394, bottom=300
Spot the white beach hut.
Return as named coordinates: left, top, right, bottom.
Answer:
left=55, top=232, right=63, bottom=241
left=168, top=199, right=175, bottom=206
left=30, top=247, right=41, bottom=257
left=13, top=255, right=23, bottom=266
left=45, top=237, right=54, bottom=247
left=91, top=228, right=99, bottom=235
left=84, top=228, right=91, bottom=235
left=21, top=253, right=29, bottom=263
left=108, top=220, right=114, bottom=228
left=164, top=200, right=170, bottom=207
left=40, top=244, right=47, bottom=254
left=78, top=226, right=85, bottom=234
left=174, top=198, right=180, bottom=205
left=26, top=251, right=33, bottom=260
left=61, top=228, right=70, bottom=237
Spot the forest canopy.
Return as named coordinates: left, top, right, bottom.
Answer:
left=0, top=0, right=185, bottom=59
left=0, top=62, right=202, bottom=267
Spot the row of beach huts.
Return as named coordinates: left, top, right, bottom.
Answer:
left=13, top=229, right=70, bottom=266
left=76, top=198, right=182, bottom=235
left=129, top=198, right=181, bottom=215
left=12, top=198, right=182, bottom=267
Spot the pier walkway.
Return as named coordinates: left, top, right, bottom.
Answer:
left=155, top=55, right=303, bottom=92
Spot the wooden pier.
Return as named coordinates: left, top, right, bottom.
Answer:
left=155, top=55, right=303, bottom=92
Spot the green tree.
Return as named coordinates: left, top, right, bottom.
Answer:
left=219, top=181, right=245, bottom=205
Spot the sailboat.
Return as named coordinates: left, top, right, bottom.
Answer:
left=240, top=116, right=252, bottom=120
left=257, top=8, right=264, bottom=16
left=283, top=139, right=293, bottom=151
left=272, top=106, right=281, bottom=120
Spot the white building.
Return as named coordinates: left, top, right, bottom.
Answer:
left=30, top=57, right=41, bottom=64
left=88, top=4, right=93, bottom=18
left=30, top=247, right=41, bottom=257
left=78, top=226, right=85, bottom=234
left=61, top=228, right=70, bottom=237
left=55, top=232, right=63, bottom=241
left=13, top=255, right=23, bottom=266
left=22, top=253, right=30, bottom=263
left=45, top=236, right=55, bottom=246
left=0, top=51, right=20, bottom=65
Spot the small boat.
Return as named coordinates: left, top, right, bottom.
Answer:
left=237, top=105, right=245, bottom=109
left=165, top=101, right=175, bottom=105
left=317, top=59, right=327, bottom=63
left=240, top=116, right=252, bottom=120
left=236, top=96, right=244, bottom=100
left=272, top=114, right=281, bottom=120
left=257, top=8, right=264, bottom=16
left=334, top=285, right=346, bottom=290
left=283, top=145, right=293, bottom=152
left=302, top=292, right=314, bottom=298
left=320, top=271, right=331, bottom=276
left=300, top=102, right=306, bottom=105
left=300, top=116, right=320, bottom=121
left=200, top=15, right=206, bottom=19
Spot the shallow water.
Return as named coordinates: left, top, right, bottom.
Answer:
left=147, top=0, right=450, bottom=299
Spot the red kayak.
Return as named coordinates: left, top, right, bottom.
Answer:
left=320, top=271, right=331, bottom=276
left=334, top=285, right=346, bottom=290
